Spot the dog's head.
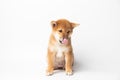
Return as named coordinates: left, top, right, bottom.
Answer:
left=51, top=19, right=79, bottom=45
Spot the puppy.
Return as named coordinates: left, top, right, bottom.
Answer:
left=46, top=19, right=79, bottom=75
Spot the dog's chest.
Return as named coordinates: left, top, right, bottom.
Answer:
left=50, top=45, right=68, bottom=57
left=56, top=46, right=67, bottom=57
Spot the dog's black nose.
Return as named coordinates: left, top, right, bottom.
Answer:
left=59, top=40, right=62, bottom=44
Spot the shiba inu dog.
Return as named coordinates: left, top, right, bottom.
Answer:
left=46, top=19, right=79, bottom=76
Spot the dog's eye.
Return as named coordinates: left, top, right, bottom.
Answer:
left=67, top=31, right=70, bottom=33
left=58, top=30, right=62, bottom=33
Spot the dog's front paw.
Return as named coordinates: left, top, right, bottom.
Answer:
left=46, top=71, right=53, bottom=76
left=66, top=69, right=73, bottom=76
left=46, top=69, right=53, bottom=76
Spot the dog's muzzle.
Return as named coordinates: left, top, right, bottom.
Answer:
left=59, top=38, right=68, bottom=44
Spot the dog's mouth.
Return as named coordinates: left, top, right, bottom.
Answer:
left=59, top=38, right=68, bottom=44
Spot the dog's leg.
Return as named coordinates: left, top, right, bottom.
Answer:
left=46, top=50, right=54, bottom=76
left=65, top=52, right=73, bottom=75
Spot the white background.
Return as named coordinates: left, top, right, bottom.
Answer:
left=0, top=0, right=120, bottom=80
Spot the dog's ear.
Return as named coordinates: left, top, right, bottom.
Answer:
left=51, top=21, right=57, bottom=28
left=71, top=22, right=80, bottom=28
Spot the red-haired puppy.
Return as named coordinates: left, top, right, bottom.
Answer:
left=46, top=19, right=79, bottom=75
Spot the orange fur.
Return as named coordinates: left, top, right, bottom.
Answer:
left=46, top=19, right=79, bottom=75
